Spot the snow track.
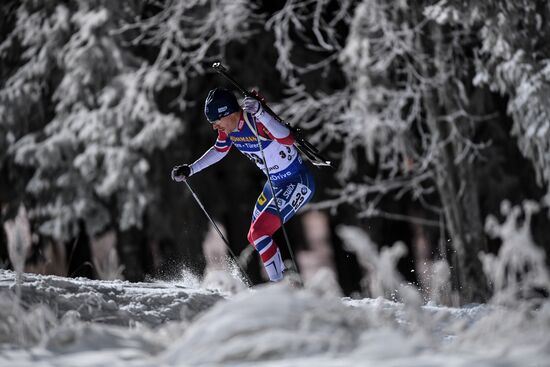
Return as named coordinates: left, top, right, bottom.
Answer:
left=1, top=270, right=549, bottom=367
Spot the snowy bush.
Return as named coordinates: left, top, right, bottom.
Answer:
left=0, top=292, right=57, bottom=347
left=483, top=200, right=550, bottom=305
left=3, top=206, right=32, bottom=290
left=337, top=225, right=423, bottom=307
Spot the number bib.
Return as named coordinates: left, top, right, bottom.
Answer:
left=226, top=113, right=306, bottom=181
left=252, top=171, right=315, bottom=224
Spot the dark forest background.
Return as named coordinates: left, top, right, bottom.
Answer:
left=1, top=0, right=549, bottom=304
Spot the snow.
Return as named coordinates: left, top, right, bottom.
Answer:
left=1, top=269, right=549, bottom=367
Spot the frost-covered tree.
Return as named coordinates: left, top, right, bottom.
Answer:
left=268, top=0, right=496, bottom=302
left=118, top=0, right=260, bottom=109
left=3, top=0, right=548, bottom=296
left=266, top=0, right=550, bottom=302
left=1, top=1, right=183, bottom=279
left=445, top=0, right=550, bottom=203
left=0, top=0, right=258, bottom=280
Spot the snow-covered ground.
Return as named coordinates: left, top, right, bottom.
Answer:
left=0, top=269, right=549, bottom=367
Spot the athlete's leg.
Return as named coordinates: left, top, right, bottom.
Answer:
left=247, top=171, right=315, bottom=281
left=247, top=210, right=285, bottom=281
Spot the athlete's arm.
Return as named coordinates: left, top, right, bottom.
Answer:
left=243, top=96, right=295, bottom=145
left=189, top=147, right=228, bottom=175
left=189, top=131, right=232, bottom=175
left=256, top=111, right=295, bottom=146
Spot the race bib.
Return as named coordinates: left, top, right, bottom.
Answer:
left=287, top=183, right=312, bottom=212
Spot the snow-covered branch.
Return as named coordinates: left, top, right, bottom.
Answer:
left=117, top=0, right=261, bottom=108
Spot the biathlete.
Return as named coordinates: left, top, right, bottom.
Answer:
left=171, top=88, right=315, bottom=281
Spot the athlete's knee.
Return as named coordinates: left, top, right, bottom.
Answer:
left=247, top=212, right=280, bottom=244
left=247, top=226, right=256, bottom=245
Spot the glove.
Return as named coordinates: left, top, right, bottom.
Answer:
left=171, top=164, right=191, bottom=182
left=242, top=96, right=263, bottom=117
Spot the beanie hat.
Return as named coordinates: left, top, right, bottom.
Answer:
left=204, top=88, right=240, bottom=123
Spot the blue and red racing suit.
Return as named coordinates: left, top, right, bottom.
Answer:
left=189, top=110, right=315, bottom=281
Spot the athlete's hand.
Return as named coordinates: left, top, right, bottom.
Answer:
left=243, top=96, right=263, bottom=117
left=171, top=164, right=191, bottom=182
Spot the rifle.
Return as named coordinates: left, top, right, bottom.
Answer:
left=212, top=62, right=332, bottom=168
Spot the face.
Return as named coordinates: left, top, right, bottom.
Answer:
left=212, top=111, right=240, bottom=133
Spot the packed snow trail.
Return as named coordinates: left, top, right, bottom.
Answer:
left=1, top=269, right=549, bottom=367
left=0, top=269, right=224, bottom=328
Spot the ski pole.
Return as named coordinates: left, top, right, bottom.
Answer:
left=183, top=180, right=252, bottom=285
left=252, top=123, right=304, bottom=286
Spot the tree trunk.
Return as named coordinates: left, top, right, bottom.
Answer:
left=66, top=221, right=94, bottom=279
left=414, top=22, right=489, bottom=304
left=424, top=91, right=489, bottom=303
left=117, top=226, right=149, bottom=282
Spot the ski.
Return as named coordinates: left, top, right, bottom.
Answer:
left=211, top=62, right=332, bottom=168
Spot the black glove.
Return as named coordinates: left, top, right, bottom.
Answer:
left=171, top=164, right=191, bottom=182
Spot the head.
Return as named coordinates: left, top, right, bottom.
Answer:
left=204, top=88, right=241, bottom=133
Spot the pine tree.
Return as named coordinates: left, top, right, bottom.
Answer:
left=268, top=0, right=493, bottom=302
left=0, top=0, right=261, bottom=280
left=1, top=1, right=183, bottom=279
